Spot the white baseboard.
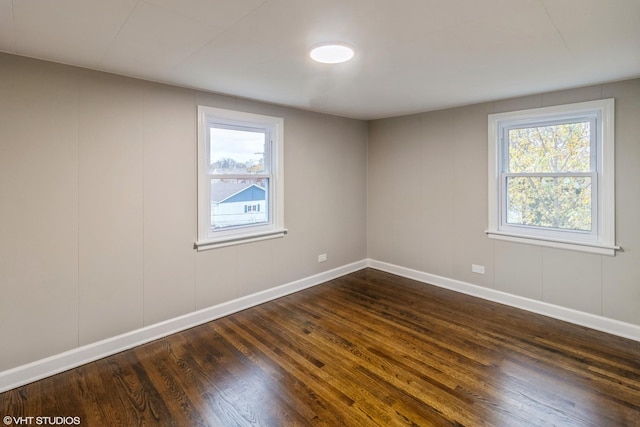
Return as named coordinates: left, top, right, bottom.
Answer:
left=367, top=259, right=640, bottom=342
left=3, top=258, right=638, bottom=393
left=0, top=260, right=368, bottom=393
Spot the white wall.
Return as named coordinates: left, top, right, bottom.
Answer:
left=368, top=80, right=640, bottom=327
left=0, top=53, right=368, bottom=372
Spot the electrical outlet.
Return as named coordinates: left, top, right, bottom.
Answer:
left=471, top=264, right=485, bottom=274
left=318, top=253, right=327, bottom=263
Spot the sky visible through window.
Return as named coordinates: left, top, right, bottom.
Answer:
left=209, top=127, right=265, bottom=166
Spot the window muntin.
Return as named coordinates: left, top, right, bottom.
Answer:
left=487, top=99, right=617, bottom=256
left=501, top=118, right=597, bottom=235
left=197, top=106, right=285, bottom=250
left=207, top=124, right=271, bottom=231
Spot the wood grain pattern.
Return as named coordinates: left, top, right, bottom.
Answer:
left=2, top=268, right=639, bottom=426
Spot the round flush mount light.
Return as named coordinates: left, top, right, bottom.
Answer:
left=309, top=43, right=355, bottom=64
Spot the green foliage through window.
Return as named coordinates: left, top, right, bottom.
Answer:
left=506, top=176, right=592, bottom=231
left=507, top=122, right=591, bottom=173
left=504, top=121, right=594, bottom=232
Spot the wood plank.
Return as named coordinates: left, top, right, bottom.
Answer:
left=1, top=268, right=639, bottom=426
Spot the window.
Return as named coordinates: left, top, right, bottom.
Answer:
left=487, top=99, right=618, bottom=256
left=196, top=106, right=285, bottom=250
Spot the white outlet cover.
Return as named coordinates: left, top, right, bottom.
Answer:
left=471, top=264, right=485, bottom=274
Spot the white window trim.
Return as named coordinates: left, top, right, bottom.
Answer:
left=195, top=106, right=286, bottom=251
left=487, top=99, right=619, bottom=256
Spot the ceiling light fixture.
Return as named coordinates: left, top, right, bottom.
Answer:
left=309, top=43, right=355, bottom=64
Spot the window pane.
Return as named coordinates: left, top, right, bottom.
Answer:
left=209, top=127, right=266, bottom=174
left=210, top=178, right=268, bottom=229
left=506, top=176, right=592, bottom=231
left=508, top=122, right=591, bottom=173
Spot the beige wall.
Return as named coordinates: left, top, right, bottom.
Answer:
left=0, top=53, right=368, bottom=371
left=1, top=50, right=638, bottom=374
left=368, top=79, right=640, bottom=327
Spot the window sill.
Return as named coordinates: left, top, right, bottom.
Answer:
left=195, top=228, right=288, bottom=251
left=485, top=230, right=620, bottom=256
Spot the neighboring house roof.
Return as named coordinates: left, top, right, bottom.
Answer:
left=211, top=182, right=266, bottom=203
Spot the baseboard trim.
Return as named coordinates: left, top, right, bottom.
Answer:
left=0, top=260, right=368, bottom=393
left=4, top=258, right=638, bottom=393
left=367, top=259, right=640, bottom=342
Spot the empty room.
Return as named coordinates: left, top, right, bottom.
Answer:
left=1, top=0, right=639, bottom=425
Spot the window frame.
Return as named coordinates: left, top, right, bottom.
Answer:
left=196, top=106, right=285, bottom=250
left=487, top=99, right=618, bottom=256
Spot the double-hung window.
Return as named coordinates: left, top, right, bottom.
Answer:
left=487, top=99, right=618, bottom=256
left=196, top=106, right=285, bottom=250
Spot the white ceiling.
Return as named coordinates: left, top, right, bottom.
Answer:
left=1, top=0, right=639, bottom=120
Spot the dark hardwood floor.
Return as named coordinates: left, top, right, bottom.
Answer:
left=2, top=268, right=639, bottom=426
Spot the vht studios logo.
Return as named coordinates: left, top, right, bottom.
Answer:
left=3, top=416, right=81, bottom=426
